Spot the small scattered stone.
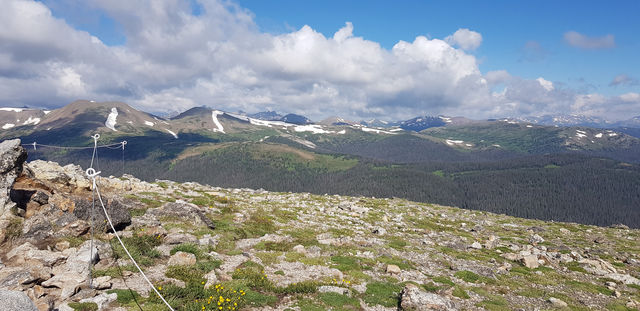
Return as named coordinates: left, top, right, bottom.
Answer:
left=292, top=244, right=306, bottom=254
left=529, top=234, right=545, bottom=245
left=372, top=227, right=387, bottom=235
left=168, top=251, right=196, bottom=266
left=318, top=286, right=350, bottom=296
left=559, top=228, right=570, bottom=234
left=164, top=232, right=198, bottom=245
left=93, top=276, right=112, bottom=290
left=386, top=264, right=401, bottom=274
left=55, top=240, right=70, bottom=251
left=204, top=270, right=218, bottom=288
left=549, top=297, right=568, bottom=308
left=521, top=255, right=540, bottom=269
left=469, top=241, right=482, bottom=249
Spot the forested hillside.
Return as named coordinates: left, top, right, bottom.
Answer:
left=24, top=141, right=640, bottom=228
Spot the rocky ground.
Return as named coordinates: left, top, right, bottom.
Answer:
left=0, top=138, right=639, bottom=311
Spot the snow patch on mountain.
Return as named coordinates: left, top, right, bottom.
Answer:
left=0, top=108, right=23, bottom=112
left=2, top=123, right=16, bottom=129
left=361, top=127, right=396, bottom=134
left=249, top=118, right=287, bottom=127
left=212, top=110, right=225, bottom=133
left=165, top=129, right=178, bottom=138
left=446, top=139, right=464, bottom=145
left=105, top=107, right=118, bottom=131
left=145, top=121, right=154, bottom=127
left=23, top=116, right=40, bottom=125
left=294, top=125, right=330, bottom=134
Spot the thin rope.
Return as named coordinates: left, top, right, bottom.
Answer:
left=86, top=167, right=175, bottom=311
left=88, top=134, right=99, bottom=288
left=23, top=142, right=125, bottom=150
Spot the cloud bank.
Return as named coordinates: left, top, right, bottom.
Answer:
left=0, top=0, right=637, bottom=121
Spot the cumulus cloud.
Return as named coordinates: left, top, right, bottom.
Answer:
left=445, top=28, right=482, bottom=51
left=609, top=74, right=638, bottom=87
left=564, top=31, right=615, bottom=49
left=0, top=0, right=635, bottom=121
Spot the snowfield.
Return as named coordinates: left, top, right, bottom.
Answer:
left=211, top=110, right=225, bottom=133
left=105, top=108, right=118, bottom=131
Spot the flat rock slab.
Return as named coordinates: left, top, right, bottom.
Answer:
left=0, top=290, right=38, bottom=311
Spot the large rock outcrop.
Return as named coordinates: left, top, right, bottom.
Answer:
left=0, top=139, right=27, bottom=216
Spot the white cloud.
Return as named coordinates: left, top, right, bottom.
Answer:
left=0, top=0, right=635, bottom=121
left=445, top=28, right=482, bottom=51
left=536, top=77, right=554, bottom=91
left=564, top=31, right=615, bottom=49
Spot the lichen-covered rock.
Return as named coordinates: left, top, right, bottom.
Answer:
left=400, top=283, right=457, bottom=310
left=147, top=201, right=215, bottom=229
left=72, top=196, right=131, bottom=232
left=168, top=251, right=196, bottom=266
left=0, top=290, right=38, bottom=311
left=0, top=139, right=27, bottom=216
left=25, top=160, right=90, bottom=190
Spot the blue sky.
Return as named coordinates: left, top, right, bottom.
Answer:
left=1, top=0, right=639, bottom=120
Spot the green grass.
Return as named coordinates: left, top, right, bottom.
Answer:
left=452, top=286, right=470, bottom=299
left=432, top=276, right=455, bottom=287
left=387, top=237, right=408, bottom=250
left=564, top=261, right=588, bottom=273
left=363, top=281, right=402, bottom=307
left=147, top=282, right=246, bottom=310
left=165, top=259, right=221, bottom=285
left=68, top=302, right=98, bottom=311
left=276, top=280, right=320, bottom=294
left=566, top=280, right=615, bottom=296
left=454, top=270, right=480, bottom=283
left=243, top=289, right=278, bottom=307
left=475, top=294, right=509, bottom=311
left=107, top=289, right=142, bottom=304
left=110, top=234, right=162, bottom=267
left=331, top=256, right=360, bottom=272
left=319, top=292, right=360, bottom=310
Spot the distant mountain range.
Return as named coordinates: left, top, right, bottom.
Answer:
left=1, top=100, right=639, bottom=227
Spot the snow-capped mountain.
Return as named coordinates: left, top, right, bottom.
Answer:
left=513, top=115, right=614, bottom=128
left=399, top=116, right=446, bottom=132
left=360, top=119, right=398, bottom=128
left=318, top=116, right=358, bottom=126
left=0, top=108, right=48, bottom=130
left=248, top=111, right=283, bottom=121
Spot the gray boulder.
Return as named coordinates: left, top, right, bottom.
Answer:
left=73, top=196, right=131, bottom=232
left=148, top=201, right=215, bottom=229
left=0, top=290, right=38, bottom=311
left=400, top=283, right=457, bottom=310
left=0, top=139, right=27, bottom=216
